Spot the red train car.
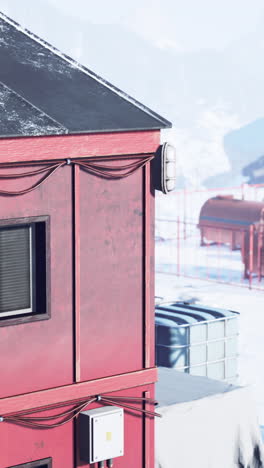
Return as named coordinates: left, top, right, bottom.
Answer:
left=198, top=195, right=264, bottom=250
left=0, top=13, right=172, bottom=468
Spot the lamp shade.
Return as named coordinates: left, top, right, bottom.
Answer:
left=152, top=143, right=176, bottom=194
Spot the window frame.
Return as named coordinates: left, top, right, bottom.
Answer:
left=0, top=215, right=50, bottom=327
left=10, top=457, right=52, bottom=468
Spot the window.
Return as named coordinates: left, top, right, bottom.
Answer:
left=10, top=458, right=52, bottom=468
left=0, top=216, right=50, bottom=326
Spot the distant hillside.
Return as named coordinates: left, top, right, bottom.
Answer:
left=243, top=154, right=264, bottom=184
left=224, top=119, right=264, bottom=171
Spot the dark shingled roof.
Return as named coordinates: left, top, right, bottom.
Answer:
left=0, top=13, right=171, bottom=138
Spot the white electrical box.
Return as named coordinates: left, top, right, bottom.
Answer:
left=79, top=406, right=124, bottom=463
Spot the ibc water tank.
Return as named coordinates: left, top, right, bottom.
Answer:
left=155, top=302, right=239, bottom=383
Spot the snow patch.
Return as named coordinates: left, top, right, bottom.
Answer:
left=0, top=82, right=66, bottom=136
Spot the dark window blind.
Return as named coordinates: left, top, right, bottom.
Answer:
left=0, top=225, right=32, bottom=316
left=11, top=461, right=51, bottom=468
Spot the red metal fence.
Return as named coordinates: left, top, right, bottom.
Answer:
left=156, top=182, right=264, bottom=225
left=156, top=218, right=264, bottom=290
left=155, top=183, right=264, bottom=291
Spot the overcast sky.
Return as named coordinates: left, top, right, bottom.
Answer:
left=48, top=0, right=264, bottom=51
left=1, top=0, right=264, bottom=52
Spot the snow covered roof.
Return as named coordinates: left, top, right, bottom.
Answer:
left=0, top=13, right=171, bottom=139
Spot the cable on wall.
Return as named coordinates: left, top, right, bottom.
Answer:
left=0, top=161, right=64, bottom=196
left=75, top=154, right=154, bottom=180
left=0, top=153, right=154, bottom=196
left=0, top=393, right=161, bottom=429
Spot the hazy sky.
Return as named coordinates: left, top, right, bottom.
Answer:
left=57, top=0, right=263, bottom=50
left=47, top=0, right=264, bottom=42
left=1, top=0, right=264, bottom=52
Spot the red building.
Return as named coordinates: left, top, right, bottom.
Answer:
left=0, top=13, right=172, bottom=468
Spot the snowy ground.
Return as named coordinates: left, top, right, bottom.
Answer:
left=156, top=233, right=246, bottom=284
left=155, top=188, right=264, bottom=428
left=156, top=257, right=264, bottom=426
left=156, top=227, right=264, bottom=289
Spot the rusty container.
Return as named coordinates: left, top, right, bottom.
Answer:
left=198, top=196, right=264, bottom=250
left=241, top=223, right=264, bottom=278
